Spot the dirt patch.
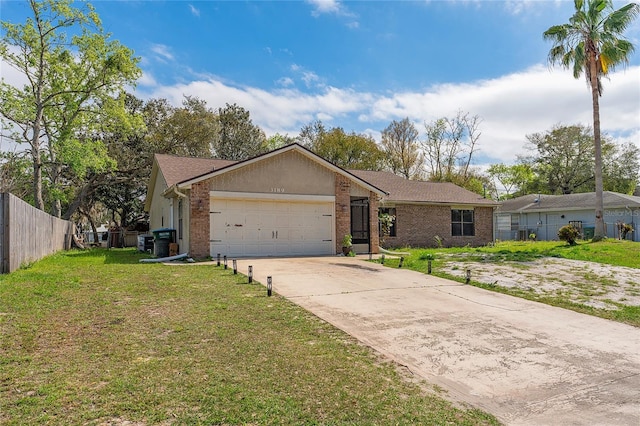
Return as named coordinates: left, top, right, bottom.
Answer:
left=441, top=256, right=640, bottom=310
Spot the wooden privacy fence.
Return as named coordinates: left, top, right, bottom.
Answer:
left=1, top=193, right=74, bottom=273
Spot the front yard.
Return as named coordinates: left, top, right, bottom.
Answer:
left=383, top=240, right=640, bottom=327
left=0, top=249, right=497, bottom=425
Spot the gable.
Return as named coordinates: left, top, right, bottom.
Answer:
left=176, top=144, right=386, bottom=197
left=207, top=149, right=335, bottom=195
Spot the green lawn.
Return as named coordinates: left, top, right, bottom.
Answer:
left=0, top=249, right=498, bottom=425
left=380, top=240, right=640, bottom=327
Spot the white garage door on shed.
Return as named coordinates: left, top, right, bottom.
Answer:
left=209, top=192, right=335, bottom=257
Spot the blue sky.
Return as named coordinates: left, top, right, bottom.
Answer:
left=2, top=0, right=639, bottom=167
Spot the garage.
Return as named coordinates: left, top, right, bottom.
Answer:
left=209, top=192, right=335, bottom=257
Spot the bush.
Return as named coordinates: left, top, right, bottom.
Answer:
left=558, top=224, right=580, bottom=245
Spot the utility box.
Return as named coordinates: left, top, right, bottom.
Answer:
left=137, top=234, right=154, bottom=252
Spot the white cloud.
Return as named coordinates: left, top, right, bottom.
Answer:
left=276, top=77, right=294, bottom=87
left=301, top=71, right=320, bottom=87
left=306, top=0, right=359, bottom=27
left=137, top=71, right=157, bottom=88
left=5, top=39, right=634, bottom=168
left=307, top=0, right=342, bottom=16
left=142, top=63, right=639, bottom=166
left=188, top=4, right=200, bottom=17
left=150, top=44, right=174, bottom=62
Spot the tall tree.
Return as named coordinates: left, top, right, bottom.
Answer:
left=422, top=111, right=482, bottom=184
left=602, top=142, right=639, bottom=194
left=312, top=127, right=384, bottom=170
left=519, top=124, right=639, bottom=196
left=0, top=151, right=31, bottom=201
left=525, top=124, right=596, bottom=195
left=212, top=103, right=266, bottom=160
left=146, top=96, right=219, bottom=158
left=487, top=163, right=534, bottom=200
left=265, top=133, right=296, bottom=151
left=544, top=0, right=639, bottom=239
left=380, top=118, right=424, bottom=179
left=0, top=0, right=140, bottom=215
left=296, top=120, right=326, bottom=151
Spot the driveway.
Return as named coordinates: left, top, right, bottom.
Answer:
left=236, top=256, right=640, bottom=425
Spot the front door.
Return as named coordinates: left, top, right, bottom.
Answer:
left=350, top=197, right=369, bottom=247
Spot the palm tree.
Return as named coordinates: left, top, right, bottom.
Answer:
left=544, top=0, right=639, bottom=240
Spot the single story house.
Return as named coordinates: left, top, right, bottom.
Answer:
left=144, top=144, right=498, bottom=258
left=495, top=192, right=640, bottom=242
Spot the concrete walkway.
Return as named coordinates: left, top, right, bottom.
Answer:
left=236, top=256, right=640, bottom=425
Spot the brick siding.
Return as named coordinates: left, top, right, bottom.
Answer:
left=189, top=181, right=211, bottom=259
left=384, top=204, right=494, bottom=248
left=369, top=192, right=380, bottom=253
left=335, top=173, right=351, bottom=253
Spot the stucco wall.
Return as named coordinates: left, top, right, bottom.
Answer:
left=383, top=204, right=494, bottom=248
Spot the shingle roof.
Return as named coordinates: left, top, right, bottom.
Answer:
left=349, top=170, right=497, bottom=206
left=155, top=154, right=236, bottom=187
left=152, top=151, right=496, bottom=206
left=498, top=192, right=640, bottom=213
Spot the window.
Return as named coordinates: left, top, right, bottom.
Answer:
left=510, top=215, right=520, bottom=231
left=379, top=207, right=397, bottom=237
left=451, top=209, right=474, bottom=236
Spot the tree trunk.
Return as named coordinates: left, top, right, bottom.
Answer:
left=590, top=57, right=606, bottom=240
left=32, top=146, right=44, bottom=211
left=31, top=109, right=45, bottom=211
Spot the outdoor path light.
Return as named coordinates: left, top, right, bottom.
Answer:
left=217, top=253, right=220, bottom=267
left=267, top=276, right=272, bottom=297
left=223, top=255, right=227, bottom=269
left=398, top=257, right=404, bottom=268
left=466, top=269, right=471, bottom=284
left=248, top=266, right=253, bottom=283
left=381, top=254, right=385, bottom=264
left=232, top=259, right=237, bottom=274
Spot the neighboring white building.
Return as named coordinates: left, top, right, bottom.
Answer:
left=495, top=192, right=640, bottom=242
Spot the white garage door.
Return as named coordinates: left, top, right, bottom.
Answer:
left=210, top=195, right=334, bottom=257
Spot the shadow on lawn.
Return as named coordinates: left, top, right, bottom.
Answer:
left=65, top=247, right=151, bottom=264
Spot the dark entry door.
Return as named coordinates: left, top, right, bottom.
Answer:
left=350, top=197, right=369, bottom=245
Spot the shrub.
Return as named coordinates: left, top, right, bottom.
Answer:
left=419, top=251, right=434, bottom=261
left=558, top=224, right=580, bottom=245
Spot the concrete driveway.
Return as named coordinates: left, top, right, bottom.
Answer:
left=236, top=256, right=640, bottom=425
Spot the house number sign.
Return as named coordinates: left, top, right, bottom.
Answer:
left=270, top=187, right=285, bottom=193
